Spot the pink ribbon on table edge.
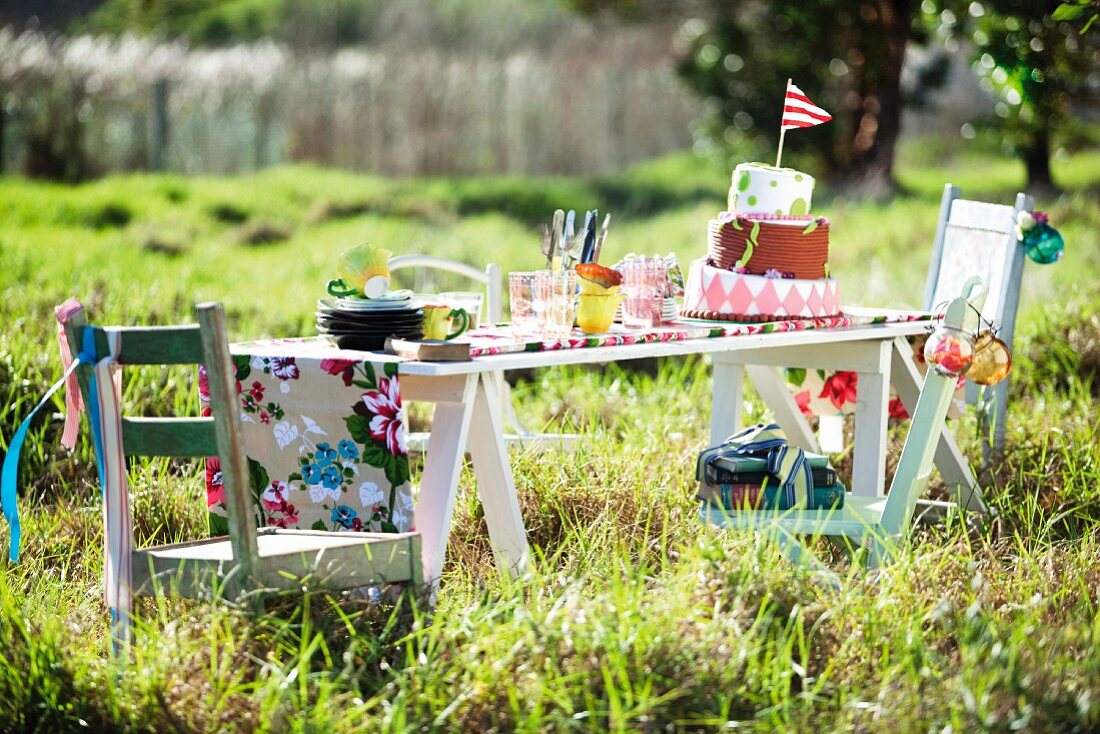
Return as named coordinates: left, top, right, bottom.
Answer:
left=55, top=297, right=86, bottom=451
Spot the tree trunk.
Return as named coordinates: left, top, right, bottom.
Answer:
left=1023, top=127, right=1058, bottom=196
left=836, top=0, right=913, bottom=198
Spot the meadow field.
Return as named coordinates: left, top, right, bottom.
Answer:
left=1, top=138, right=1100, bottom=731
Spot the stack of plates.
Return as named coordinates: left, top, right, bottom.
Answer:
left=316, top=290, right=422, bottom=350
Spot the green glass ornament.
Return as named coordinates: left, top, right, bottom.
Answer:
left=1022, top=223, right=1065, bottom=265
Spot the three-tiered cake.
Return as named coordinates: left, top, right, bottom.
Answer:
left=680, top=162, right=840, bottom=321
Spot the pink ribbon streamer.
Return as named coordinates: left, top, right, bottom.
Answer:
left=54, top=298, right=86, bottom=450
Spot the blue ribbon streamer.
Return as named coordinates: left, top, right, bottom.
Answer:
left=1, top=328, right=105, bottom=563
left=81, top=329, right=108, bottom=496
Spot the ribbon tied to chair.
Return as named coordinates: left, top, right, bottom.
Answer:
left=696, top=423, right=814, bottom=509
left=1, top=303, right=132, bottom=642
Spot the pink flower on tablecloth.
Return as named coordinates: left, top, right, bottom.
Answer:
left=267, top=501, right=299, bottom=528
left=360, top=376, right=406, bottom=456
left=819, top=371, right=859, bottom=411
left=321, top=358, right=358, bottom=386
left=205, top=457, right=225, bottom=509
left=794, top=390, right=813, bottom=417
left=261, top=480, right=289, bottom=511
left=271, top=357, right=299, bottom=380
left=198, top=365, right=214, bottom=416
left=888, top=396, right=909, bottom=420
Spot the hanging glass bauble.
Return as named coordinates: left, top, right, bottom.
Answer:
left=923, top=326, right=974, bottom=377
left=1022, top=223, right=1065, bottom=265
left=966, top=331, right=1012, bottom=386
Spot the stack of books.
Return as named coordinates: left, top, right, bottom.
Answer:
left=697, top=452, right=845, bottom=511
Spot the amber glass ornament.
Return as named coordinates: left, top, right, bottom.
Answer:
left=966, top=330, right=1012, bottom=386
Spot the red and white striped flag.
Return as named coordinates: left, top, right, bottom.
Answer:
left=781, top=83, right=832, bottom=130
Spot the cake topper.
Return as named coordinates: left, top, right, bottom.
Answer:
left=775, top=79, right=832, bottom=168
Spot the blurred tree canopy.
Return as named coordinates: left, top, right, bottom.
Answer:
left=78, top=0, right=571, bottom=50
left=923, top=0, right=1099, bottom=193
left=576, top=0, right=931, bottom=193
left=79, top=0, right=280, bottom=44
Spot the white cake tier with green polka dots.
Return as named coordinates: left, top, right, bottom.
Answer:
left=727, top=162, right=814, bottom=217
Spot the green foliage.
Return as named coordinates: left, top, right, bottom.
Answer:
left=923, top=0, right=1100, bottom=188
left=81, top=0, right=281, bottom=44
left=1053, top=0, right=1099, bottom=31
left=79, top=0, right=571, bottom=49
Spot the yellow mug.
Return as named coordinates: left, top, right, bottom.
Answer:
left=422, top=305, right=469, bottom=341
left=576, top=293, right=623, bottom=334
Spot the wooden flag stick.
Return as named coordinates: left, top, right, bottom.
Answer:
left=775, top=78, right=792, bottom=168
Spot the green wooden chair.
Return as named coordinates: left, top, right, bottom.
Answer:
left=63, top=302, right=422, bottom=639
left=702, top=284, right=977, bottom=587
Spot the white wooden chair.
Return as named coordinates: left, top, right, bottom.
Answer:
left=388, top=255, right=578, bottom=452
left=924, top=185, right=1032, bottom=462
left=703, top=283, right=977, bottom=587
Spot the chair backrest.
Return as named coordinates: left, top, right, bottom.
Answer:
left=388, top=255, right=503, bottom=324
left=923, top=184, right=1033, bottom=348
left=880, top=279, right=981, bottom=534
left=62, top=303, right=258, bottom=571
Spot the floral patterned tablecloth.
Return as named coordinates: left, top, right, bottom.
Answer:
left=785, top=331, right=965, bottom=421
left=199, top=351, right=413, bottom=535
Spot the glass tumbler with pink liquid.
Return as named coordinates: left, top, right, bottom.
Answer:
left=620, top=258, right=667, bottom=329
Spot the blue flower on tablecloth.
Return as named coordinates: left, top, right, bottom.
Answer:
left=301, top=462, right=321, bottom=485
left=338, top=439, right=359, bottom=461
left=315, top=442, right=337, bottom=467
left=332, top=505, right=357, bottom=528
left=321, top=464, right=342, bottom=490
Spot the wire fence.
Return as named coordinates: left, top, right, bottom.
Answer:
left=0, top=28, right=697, bottom=178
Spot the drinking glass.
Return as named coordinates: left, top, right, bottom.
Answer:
left=508, top=272, right=541, bottom=340
left=535, top=270, right=577, bottom=340
left=438, top=291, right=483, bottom=328
left=621, top=258, right=667, bottom=329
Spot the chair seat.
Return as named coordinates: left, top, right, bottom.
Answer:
left=132, top=529, right=422, bottom=596
left=700, top=494, right=889, bottom=539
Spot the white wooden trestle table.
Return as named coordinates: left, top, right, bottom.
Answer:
left=372, top=318, right=978, bottom=587
left=232, top=319, right=979, bottom=588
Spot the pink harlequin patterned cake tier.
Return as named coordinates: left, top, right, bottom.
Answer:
left=680, top=259, right=840, bottom=321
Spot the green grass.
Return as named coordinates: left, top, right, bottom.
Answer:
left=1, top=137, right=1100, bottom=731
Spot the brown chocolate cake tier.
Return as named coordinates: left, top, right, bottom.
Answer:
left=707, top=216, right=830, bottom=279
